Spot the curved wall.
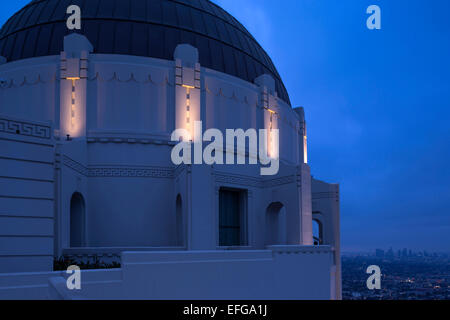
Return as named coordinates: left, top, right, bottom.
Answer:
left=0, top=56, right=60, bottom=126
left=0, top=52, right=305, bottom=248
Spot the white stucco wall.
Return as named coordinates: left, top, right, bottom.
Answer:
left=0, top=115, right=55, bottom=273
left=0, top=39, right=340, bottom=298
left=0, top=50, right=314, bottom=251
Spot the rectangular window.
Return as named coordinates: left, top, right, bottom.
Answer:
left=219, top=188, right=247, bottom=247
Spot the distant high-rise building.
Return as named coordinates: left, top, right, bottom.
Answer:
left=386, top=247, right=394, bottom=258
left=376, top=249, right=385, bottom=258
left=402, top=248, right=408, bottom=258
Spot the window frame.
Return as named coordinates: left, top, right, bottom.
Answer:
left=217, top=187, right=248, bottom=249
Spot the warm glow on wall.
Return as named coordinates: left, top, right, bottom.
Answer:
left=70, top=79, right=76, bottom=127
left=185, top=87, right=191, bottom=139
left=303, top=120, right=308, bottom=164
left=266, top=108, right=278, bottom=159
left=268, top=111, right=273, bottom=157
left=303, top=135, right=308, bottom=164
left=70, top=79, right=76, bottom=128
left=64, top=77, right=83, bottom=138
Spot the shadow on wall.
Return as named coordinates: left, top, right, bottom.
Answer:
left=70, top=192, right=85, bottom=248
left=265, top=202, right=287, bottom=246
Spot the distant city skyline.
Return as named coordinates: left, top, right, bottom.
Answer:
left=342, top=253, right=449, bottom=300
left=342, top=247, right=450, bottom=255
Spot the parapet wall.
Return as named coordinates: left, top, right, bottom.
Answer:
left=121, top=247, right=333, bottom=300
left=0, top=247, right=333, bottom=300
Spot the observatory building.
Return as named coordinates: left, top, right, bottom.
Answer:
left=0, top=0, right=340, bottom=300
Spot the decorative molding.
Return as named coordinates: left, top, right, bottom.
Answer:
left=86, top=137, right=175, bottom=146
left=62, top=156, right=88, bottom=176
left=0, top=117, right=52, bottom=140
left=174, top=164, right=188, bottom=179
left=0, top=71, right=172, bottom=86
left=205, top=84, right=256, bottom=106
left=88, top=72, right=174, bottom=87
left=0, top=73, right=57, bottom=88
left=214, top=172, right=261, bottom=188
left=263, top=176, right=296, bottom=188
left=175, top=59, right=200, bottom=88
left=204, top=84, right=299, bottom=130
left=60, top=50, right=90, bottom=80
left=89, top=167, right=173, bottom=179
left=86, top=131, right=175, bottom=146
left=62, top=156, right=174, bottom=179
left=214, top=171, right=295, bottom=189
left=0, top=75, right=298, bottom=131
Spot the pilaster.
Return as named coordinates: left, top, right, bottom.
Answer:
left=59, top=34, right=93, bottom=139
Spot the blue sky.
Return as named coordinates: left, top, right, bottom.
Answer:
left=214, top=0, right=450, bottom=252
left=1, top=1, right=449, bottom=252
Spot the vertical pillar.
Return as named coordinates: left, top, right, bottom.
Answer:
left=293, top=107, right=313, bottom=245
left=174, top=44, right=215, bottom=250
left=294, top=107, right=308, bottom=165
left=297, top=164, right=313, bottom=245
left=187, top=164, right=215, bottom=250
left=59, top=34, right=93, bottom=139
left=294, top=108, right=313, bottom=245
left=174, top=44, right=201, bottom=140
left=255, top=74, right=278, bottom=158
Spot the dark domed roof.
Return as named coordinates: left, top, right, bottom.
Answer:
left=0, top=0, right=290, bottom=104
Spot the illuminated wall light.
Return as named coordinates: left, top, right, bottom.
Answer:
left=186, top=88, right=190, bottom=127
left=303, top=135, right=308, bottom=164
left=303, top=122, right=308, bottom=164
left=266, top=108, right=277, bottom=158
left=70, top=79, right=76, bottom=127
left=269, top=112, right=273, bottom=157
left=65, top=77, right=80, bottom=134
left=185, top=87, right=192, bottom=141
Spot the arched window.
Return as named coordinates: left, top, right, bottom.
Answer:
left=176, top=194, right=184, bottom=247
left=70, top=192, right=85, bottom=247
left=313, top=219, right=323, bottom=246
left=265, top=202, right=287, bottom=246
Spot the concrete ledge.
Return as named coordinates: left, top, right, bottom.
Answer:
left=0, top=249, right=334, bottom=300
left=120, top=249, right=332, bottom=300
left=0, top=269, right=123, bottom=300
left=63, top=247, right=187, bottom=258
left=267, top=245, right=333, bottom=254
left=122, top=250, right=273, bottom=264
left=48, top=277, right=86, bottom=300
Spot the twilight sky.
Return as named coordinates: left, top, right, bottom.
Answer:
left=1, top=1, right=449, bottom=252
left=213, top=0, right=450, bottom=252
